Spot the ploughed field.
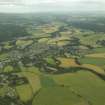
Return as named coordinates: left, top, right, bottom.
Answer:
left=0, top=14, right=105, bottom=105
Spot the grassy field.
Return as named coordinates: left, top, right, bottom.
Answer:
left=52, top=70, right=105, bottom=105
left=21, top=71, right=41, bottom=94
left=47, top=36, right=70, bottom=46
left=3, top=65, right=13, bottom=73
left=40, top=75, right=56, bottom=87
left=3, top=42, right=13, bottom=50
left=92, top=47, right=105, bottom=53
left=16, top=84, right=33, bottom=102
left=44, top=57, right=56, bottom=66
left=86, top=53, right=105, bottom=58
left=16, top=39, right=33, bottom=47
left=79, top=57, right=105, bottom=66
left=57, top=57, right=105, bottom=76
left=57, top=57, right=78, bottom=68
left=0, top=53, right=8, bottom=61
left=32, top=87, right=89, bottom=105
left=75, top=31, right=105, bottom=47
left=0, top=85, right=9, bottom=97
left=14, top=67, right=41, bottom=102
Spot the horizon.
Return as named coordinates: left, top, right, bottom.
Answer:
left=0, top=0, right=105, bottom=13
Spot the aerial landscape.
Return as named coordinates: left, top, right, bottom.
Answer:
left=0, top=0, right=105, bottom=105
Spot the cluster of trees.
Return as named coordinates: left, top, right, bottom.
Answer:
left=0, top=96, right=23, bottom=105
left=0, top=73, right=28, bottom=87
left=96, top=40, right=105, bottom=46
left=0, top=24, right=30, bottom=42
left=70, top=20, right=105, bottom=32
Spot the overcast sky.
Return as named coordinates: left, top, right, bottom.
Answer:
left=0, top=0, right=105, bottom=13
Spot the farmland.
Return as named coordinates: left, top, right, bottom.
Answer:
left=0, top=13, right=105, bottom=105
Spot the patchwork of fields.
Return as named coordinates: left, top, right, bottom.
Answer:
left=0, top=14, right=105, bottom=105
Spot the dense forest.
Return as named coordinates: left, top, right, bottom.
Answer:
left=0, top=24, right=30, bottom=42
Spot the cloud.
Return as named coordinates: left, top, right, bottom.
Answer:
left=0, top=0, right=23, bottom=5
left=0, top=0, right=105, bottom=13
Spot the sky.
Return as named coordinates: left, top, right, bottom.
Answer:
left=0, top=0, right=105, bottom=13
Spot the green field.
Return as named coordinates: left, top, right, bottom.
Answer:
left=52, top=70, right=105, bottom=105
left=79, top=57, right=105, bottom=66
left=32, top=87, right=89, bottom=105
